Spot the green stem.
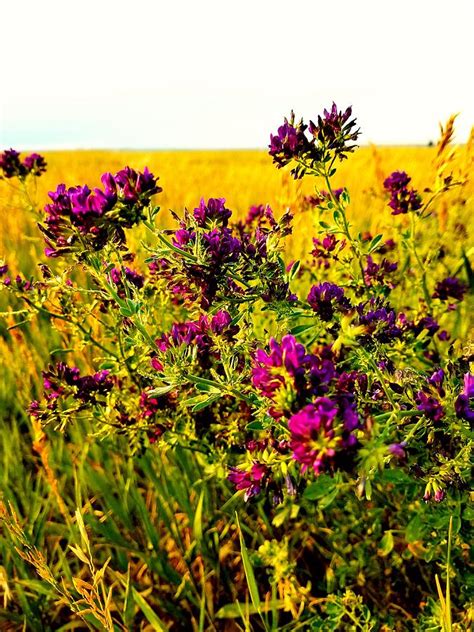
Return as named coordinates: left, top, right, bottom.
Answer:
left=322, top=171, right=369, bottom=291
left=21, top=296, right=119, bottom=359
left=410, top=212, right=432, bottom=307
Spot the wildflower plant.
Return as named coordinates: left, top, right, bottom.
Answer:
left=0, top=104, right=472, bottom=629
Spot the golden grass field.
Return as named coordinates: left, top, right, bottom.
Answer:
left=1, top=143, right=473, bottom=277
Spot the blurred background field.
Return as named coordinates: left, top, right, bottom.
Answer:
left=2, top=144, right=473, bottom=276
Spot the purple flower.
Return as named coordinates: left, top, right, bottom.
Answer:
left=0, top=149, right=47, bottom=178
left=433, top=277, right=467, bottom=301
left=202, top=228, right=241, bottom=264
left=454, top=373, right=474, bottom=422
left=41, top=363, right=112, bottom=405
left=114, top=166, right=160, bottom=200
left=193, top=197, right=232, bottom=227
left=438, top=330, right=450, bottom=341
left=307, top=282, right=350, bottom=321
left=411, top=316, right=440, bottom=337
left=41, top=167, right=161, bottom=256
left=388, top=442, right=406, bottom=458
left=428, top=369, right=445, bottom=396
left=383, top=171, right=422, bottom=215
left=416, top=391, right=444, bottom=422
left=210, top=310, right=232, bottom=333
left=22, top=152, right=47, bottom=176
left=288, top=399, right=340, bottom=474
left=0, top=264, right=8, bottom=276
left=364, top=255, right=398, bottom=287
left=0, top=149, right=24, bottom=178
left=356, top=300, right=403, bottom=343
left=156, top=311, right=237, bottom=363
left=252, top=335, right=310, bottom=400
left=228, top=462, right=269, bottom=500
left=269, top=114, right=309, bottom=168
left=243, top=204, right=276, bottom=228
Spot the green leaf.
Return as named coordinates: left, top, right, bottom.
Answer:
left=367, top=234, right=384, bottom=253
left=146, top=385, right=175, bottom=397
left=132, top=588, right=169, bottom=631
left=235, top=513, right=262, bottom=619
left=193, top=490, right=204, bottom=543
left=216, top=600, right=285, bottom=619
left=192, top=395, right=221, bottom=412
left=378, top=531, right=394, bottom=556
left=290, top=323, right=315, bottom=335
left=318, top=487, right=339, bottom=509
left=303, top=475, right=335, bottom=500
left=246, top=420, right=264, bottom=431
left=288, top=260, right=301, bottom=280
left=406, top=514, right=425, bottom=543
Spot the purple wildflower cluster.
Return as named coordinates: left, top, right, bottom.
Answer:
left=153, top=310, right=237, bottom=372
left=433, top=276, right=467, bottom=302
left=269, top=104, right=360, bottom=177
left=0, top=149, right=47, bottom=179
left=29, top=363, right=113, bottom=419
left=40, top=167, right=161, bottom=257
left=363, top=256, right=398, bottom=288
left=356, top=299, right=403, bottom=344
left=247, top=335, right=364, bottom=482
left=383, top=171, right=422, bottom=215
left=157, top=198, right=294, bottom=307
left=308, top=104, right=360, bottom=160
left=307, top=282, right=350, bottom=321
left=289, top=397, right=356, bottom=474
left=252, top=334, right=361, bottom=425
left=455, top=373, right=474, bottom=422
left=228, top=462, right=270, bottom=500
left=311, top=234, right=345, bottom=268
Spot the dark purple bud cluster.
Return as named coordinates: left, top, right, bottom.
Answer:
left=0, top=149, right=47, bottom=179
left=383, top=171, right=422, bottom=215
left=455, top=373, right=474, bottom=422
left=269, top=104, right=360, bottom=176
left=155, top=310, right=237, bottom=370
left=364, top=255, right=398, bottom=288
left=356, top=299, right=403, bottom=344
left=3, top=272, right=34, bottom=291
left=415, top=390, right=444, bottom=422
left=308, top=104, right=360, bottom=160
left=29, top=363, right=113, bottom=420
left=307, top=282, right=351, bottom=321
left=269, top=114, right=309, bottom=168
left=433, top=276, right=467, bottom=302
left=41, top=167, right=161, bottom=257
left=109, top=266, right=145, bottom=290
left=193, top=197, right=232, bottom=227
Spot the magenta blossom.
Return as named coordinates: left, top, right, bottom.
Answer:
left=228, top=462, right=269, bottom=500
left=288, top=399, right=340, bottom=474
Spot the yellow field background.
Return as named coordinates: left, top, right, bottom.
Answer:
left=1, top=144, right=473, bottom=277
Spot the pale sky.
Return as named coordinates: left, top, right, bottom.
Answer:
left=1, top=0, right=473, bottom=149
